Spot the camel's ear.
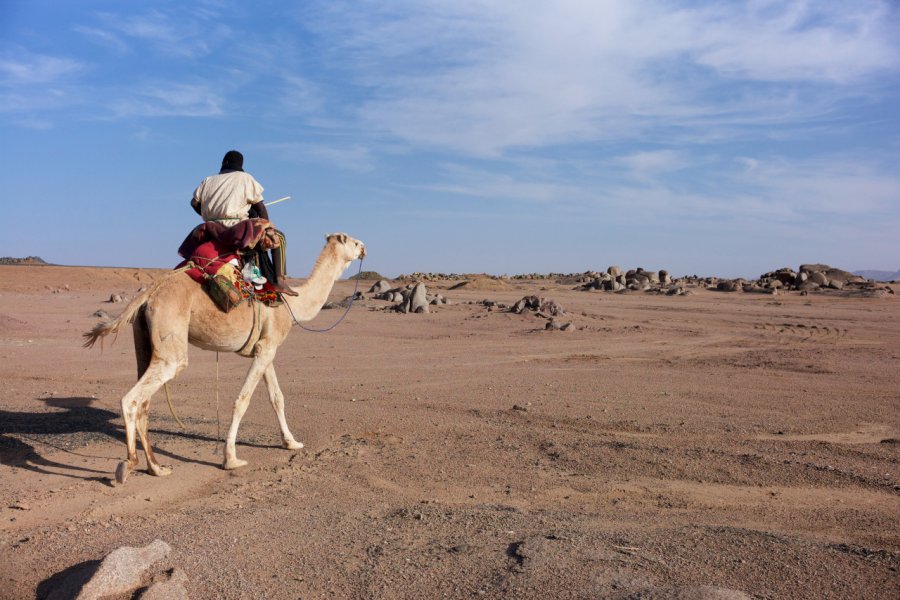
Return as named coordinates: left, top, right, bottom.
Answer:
left=325, top=232, right=349, bottom=244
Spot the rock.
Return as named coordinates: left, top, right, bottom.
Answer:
left=395, top=283, right=429, bottom=314
left=716, top=280, right=740, bottom=292
left=538, top=299, right=565, bottom=317
left=615, top=586, right=752, bottom=600
left=799, top=263, right=832, bottom=274
left=797, top=281, right=820, bottom=292
left=107, top=293, right=125, bottom=303
left=511, top=296, right=540, bottom=314
left=368, top=280, right=392, bottom=294
left=51, top=540, right=171, bottom=600
left=608, top=265, right=622, bottom=277
left=807, top=271, right=828, bottom=286
left=659, top=270, right=671, bottom=285
left=828, top=279, right=844, bottom=290
left=92, top=310, right=110, bottom=319
left=139, top=568, right=189, bottom=600
left=824, top=268, right=854, bottom=284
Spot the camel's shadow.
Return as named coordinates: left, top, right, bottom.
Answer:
left=0, top=397, right=276, bottom=480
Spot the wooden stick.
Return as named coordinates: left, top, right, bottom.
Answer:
left=266, top=196, right=291, bottom=207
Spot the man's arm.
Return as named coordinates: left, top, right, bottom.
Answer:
left=249, top=201, right=269, bottom=220
left=190, top=198, right=202, bottom=216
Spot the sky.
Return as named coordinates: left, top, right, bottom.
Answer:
left=1, top=0, right=899, bottom=278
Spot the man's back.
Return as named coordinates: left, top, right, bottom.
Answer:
left=194, top=170, right=264, bottom=226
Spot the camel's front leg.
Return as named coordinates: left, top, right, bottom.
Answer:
left=264, top=364, right=303, bottom=450
left=223, top=350, right=274, bottom=470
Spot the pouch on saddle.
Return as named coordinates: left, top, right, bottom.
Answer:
left=177, top=218, right=281, bottom=313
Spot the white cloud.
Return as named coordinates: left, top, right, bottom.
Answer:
left=304, top=0, right=900, bottom=155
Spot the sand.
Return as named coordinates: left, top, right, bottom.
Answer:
left=0, top=265, right=897, bottom=599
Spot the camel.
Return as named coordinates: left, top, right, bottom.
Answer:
left=84, top=233, right=366, bottom=484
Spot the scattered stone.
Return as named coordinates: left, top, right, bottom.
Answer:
left=107, top=293, right=125, bottom=303
left=545, top=319, right=573, bottom=331
left=511, top=296, right=565, bottom=317
left=92, top=310, right=109, bottom=319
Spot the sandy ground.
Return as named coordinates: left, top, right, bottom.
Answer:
left=0, top=264, right=898, bottom=599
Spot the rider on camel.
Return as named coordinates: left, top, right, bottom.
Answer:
left=190, top=150, right=297, bottom=296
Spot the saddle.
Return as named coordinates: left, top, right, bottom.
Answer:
left=176, top=219, right=283, bottom=312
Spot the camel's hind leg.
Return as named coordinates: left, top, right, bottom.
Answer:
left=264, top=364, right=303, bottom=450
left=223, top=347, right=276, bottom=470
left=116, top=356, right=184, bottom=483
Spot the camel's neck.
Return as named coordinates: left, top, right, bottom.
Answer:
left=282, top=246, right=351, bottom=321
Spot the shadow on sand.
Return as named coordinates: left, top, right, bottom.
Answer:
left=0, top=397, right=276, bottom=480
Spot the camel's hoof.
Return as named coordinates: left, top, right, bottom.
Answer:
left=149, top=465, right=172, bottom=477
left=115, top=461, right=131, bottom=485
left=283, top=440, right=304, bottom=451
left=223, top=458, right=248, bottom=470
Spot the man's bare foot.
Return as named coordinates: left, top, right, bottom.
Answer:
left=273, top=283, right=298, bottom=296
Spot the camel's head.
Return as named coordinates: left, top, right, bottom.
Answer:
left=325, top=232, right=366, bottom=261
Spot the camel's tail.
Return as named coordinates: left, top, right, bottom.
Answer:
left=82, top=270, right=182, bottom=350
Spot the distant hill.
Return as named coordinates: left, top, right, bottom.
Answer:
left=854, top=269, right=900, bottom=282
left=0, top=256, right=49, bottom=265
left=348, top=270, right=385, bottom=280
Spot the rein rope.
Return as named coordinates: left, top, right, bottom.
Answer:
left=284, top=259, right=364, bottom=333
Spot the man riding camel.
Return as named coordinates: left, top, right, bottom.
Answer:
left=190, top=150, right=297, bottom=296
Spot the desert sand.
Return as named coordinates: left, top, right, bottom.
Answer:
left=0, top=264, right=898, bottom=599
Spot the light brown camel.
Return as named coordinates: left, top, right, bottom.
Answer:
left=84, top=233, right=366, bottom=484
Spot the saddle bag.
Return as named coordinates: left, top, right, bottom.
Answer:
left=206, top=272, right=244, bottom=313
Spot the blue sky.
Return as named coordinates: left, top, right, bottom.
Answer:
left=2, top=0, right=898, bottom=278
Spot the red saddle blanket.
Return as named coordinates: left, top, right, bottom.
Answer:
left=176, top=220, right=282, bottom=306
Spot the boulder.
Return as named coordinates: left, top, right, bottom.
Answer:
left=398, top=283, right=429, bottom=314
left=51, top=540, right=172, bottom=600
left=368, top=280, right=392, bottom=294
left=140, top=569, right=189, bottom=600
left=608, top=265, right=622, bottom=277
left=797, top=281, right=820, bottom=292
left=799, top=263, right=832, bottom=274
left=807, top=271, right=829, bottom=286
left=824, top=268, right=854, bottom=284
left=716, top=280, right=740, bottom=292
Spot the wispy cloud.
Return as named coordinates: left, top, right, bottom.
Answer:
left=109, top=81, right=225, bottom=118
left=91, top=9, right=230, bottom=59
left=302, top=0, right=900, bottom=156
left=0, top=50, right=85, bottom=85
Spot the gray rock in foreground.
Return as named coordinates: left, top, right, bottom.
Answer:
left=48, top=539, right=172, bottom=600
left=139, top=568, right=189, bottom=600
